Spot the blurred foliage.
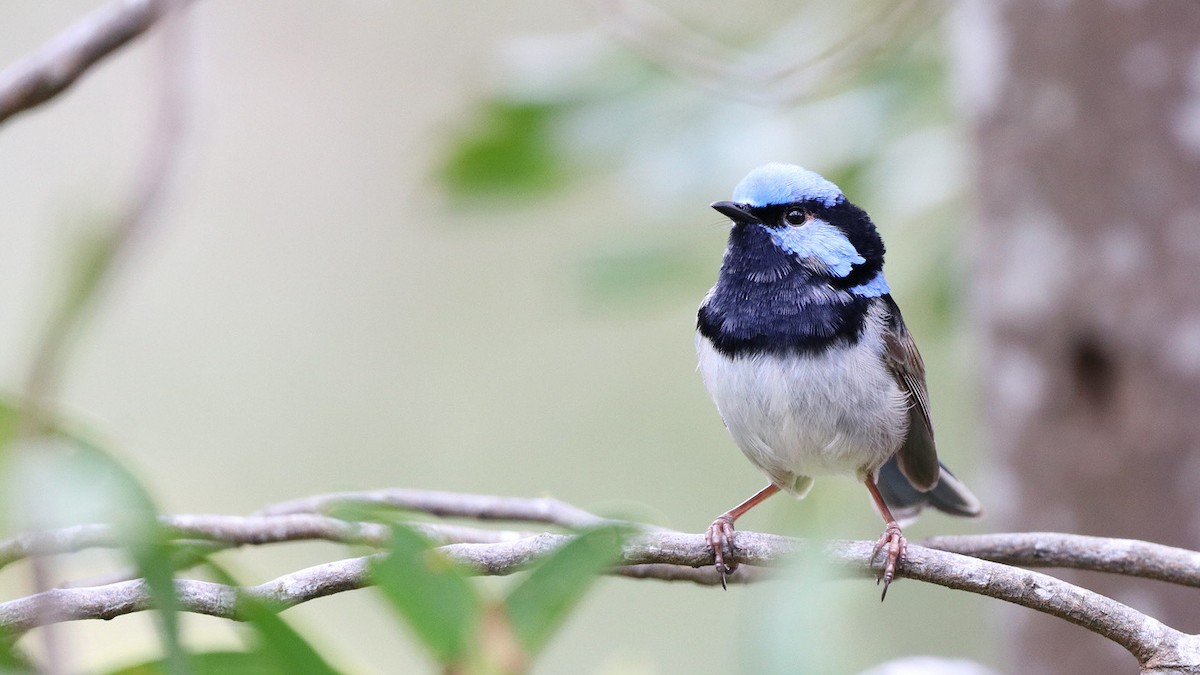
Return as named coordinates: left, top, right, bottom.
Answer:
left=107, top=652, right=281, bottom=675
left=0, top=638, right=32, bottom=675
left=53, top=224, right=124, bottom=341
left=103, top=564, right=343, bottom=675
left=502, top=525, right=629, bottom=657
left=437, top=13, right=966, bottom=328
left=3, top=419, right=631, bottom=674
left=438, top=21, right=956, bottom=205
left=371, top=524, right=482, bottom=668
left=91, top=442, right=188, bottom=675
left=440, top=100, right=576, bottom=200
left=0, top=454, right=631, bottom=674
left=2, top=438, right=188, bottom=673
left=205, top=563, right=341, bottom=675
left=0, top=401, right=16, bottom=456
left=372, top=522, right=630, bottom=674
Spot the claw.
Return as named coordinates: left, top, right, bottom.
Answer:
left=870, top=521, right=906, bottom=601
left=706, top=515, right=738, bottom=589
left=703, top=485, right=782, bottom=590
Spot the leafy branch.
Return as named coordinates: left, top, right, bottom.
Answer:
left=2, top=489, right=1200, bottom=673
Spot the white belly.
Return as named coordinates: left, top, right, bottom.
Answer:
left=696, top=325, right=909, bottom=495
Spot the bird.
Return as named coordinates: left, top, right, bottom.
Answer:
left=696, top=163, right=982, bottom=598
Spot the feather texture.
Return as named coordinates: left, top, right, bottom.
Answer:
left=697, top=300, right=909, bottom=492
left=881, top=295, right=941, bottom=491
left=699, top=163, right=981, bottom=523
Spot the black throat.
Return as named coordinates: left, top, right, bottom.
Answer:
left=697, top=221, right=872, bottom=358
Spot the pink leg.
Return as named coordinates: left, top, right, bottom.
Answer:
left=706, top=484, right=781, bottom=589
left=864, top=476, right=907, bottom=601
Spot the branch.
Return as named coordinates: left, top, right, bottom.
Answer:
left=0, top=0, right=192, bottom=127
left=3, top=531, right=1197, bottom=670
left=0, top=557, right=374, bottom=636
left=8, top=4, right=192, bottom=672
left=258, top=488, right=613, bottom=529
left=923, top=532, right=1200, bottom=587
left=4, top=492, right=1200, bottom=672
left=616, top=563, right=767, bottom=585
left=592, top=0, right=935, bottom=105
left=0, top=514, right=537, bottom=572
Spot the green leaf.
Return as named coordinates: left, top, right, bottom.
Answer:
left=77, top=442, right=189, bottom=675
left=237, top=599, right=341, bottom=675
left=0, top=637, right=34, bottom=675
left=3, top=439, right=188, bottom=674
left=56, top=224, right=123, bottom=331
left=370, top=523, right=481, bottom=666
left=440, top=99, right=571, bottom=200
left=0, top=398, right=18, bottom=450
left=503, top=525, right=629, bottom=656
left=105, top=651, right=279, bottom=675
left=201, top=562, right=341, bottom=675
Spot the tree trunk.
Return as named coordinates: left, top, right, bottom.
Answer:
left=956, top=1, right=1200, bottom=672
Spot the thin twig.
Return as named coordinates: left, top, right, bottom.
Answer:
left=593, top=0, right=935, bottom=105
left=20, top=0, right=191, bottom=432
left=258, top=489, right=611, bottom=530
left=0, top=514, right=538, bottom=572
left=0, top=0, right=194, bottom=127
left=9, top=4, right=193, bottom=672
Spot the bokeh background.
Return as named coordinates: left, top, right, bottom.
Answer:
left=8, top=1, right=1196, bottom=673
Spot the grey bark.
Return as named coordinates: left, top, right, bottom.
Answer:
left=957, top=0, right=1200, bottom=672
left=7, top=511, right=1200, bottom=672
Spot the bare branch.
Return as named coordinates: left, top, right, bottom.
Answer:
left=161, top=514, right=535, bottom=549
left=923, top=532, right=1200, bottom=588
left=0, top=0, right=193, bottom=127
left=19, top=0, right=191, bottom=435
left=5, top=492, right=1200, bottom=671
left=0, top=538, right=761, bottom=634
left=3, top=529, right=1199, bottom=671
left=897, top=543, right=1188, bottom=667
left=592, top=0, right=935, bottom=105
left=616, top=563, right=767, bottom=586
left=0, top=514, right=537, bottom=572
left=258, top=489, right=612, bottom=529
left=0, top=556, right=375, bottom=636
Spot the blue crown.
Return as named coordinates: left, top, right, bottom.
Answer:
left=731, top=163, right=845, bottom=208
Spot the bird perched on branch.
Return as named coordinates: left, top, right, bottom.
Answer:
left=696, top=163, right=982, bottom=597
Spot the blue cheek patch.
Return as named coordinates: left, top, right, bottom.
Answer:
left=766, top=219, right=864, bottom=277
left=849, top=271, right=891, bottom=298
left=732, top=163, right=845, bottom=208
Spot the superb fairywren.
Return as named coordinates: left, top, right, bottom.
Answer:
left=696, top=164, right=982, bottom=597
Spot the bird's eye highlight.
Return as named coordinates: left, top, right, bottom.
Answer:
left=783, top=209, right=807, bottom=226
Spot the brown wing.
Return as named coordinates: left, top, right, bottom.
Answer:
left=881, top=296, right=940, bottom=491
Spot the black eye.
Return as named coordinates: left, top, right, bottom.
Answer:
left=783, top=209, right=807, bottom=226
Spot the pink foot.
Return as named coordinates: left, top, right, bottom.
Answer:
left=870, top=521, right=907, bottom=600
left=706, top=514, right=738, bottom=589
